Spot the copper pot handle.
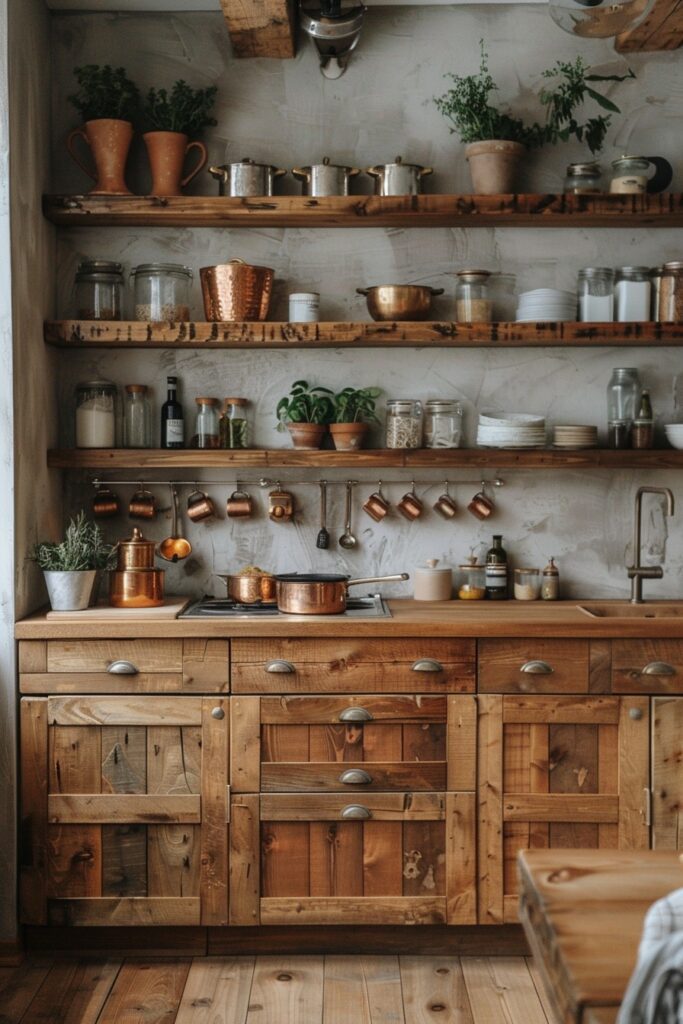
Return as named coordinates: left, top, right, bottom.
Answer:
left=429, top=288, right=445, bottom=296
left=66, top=127, right=97, bottom=183
left=227, top=258, right=247, bottom=266
left=208, top=165, right=229, bottom=181
left=356, top=288, right=371, bottom=296
left=181, top=141, right=208, bottom=187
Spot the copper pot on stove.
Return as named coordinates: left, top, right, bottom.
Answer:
left=216, top=570, right=277, bottom=604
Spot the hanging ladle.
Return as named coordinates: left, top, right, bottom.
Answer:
left=158, top=486, right=192, bottom=563
left=338, top=480, right=358, bottom=549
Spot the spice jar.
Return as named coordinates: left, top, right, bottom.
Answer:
left=564, top=161, right=602, bottom=194
left=220, top=397, right=250, bottom=449
left=514, top=568, right=541, bottom=601
left=607, top=367, right=641, bottom=449
left=191, top=397, right=220, bottom=449
left=458, top=557, right=486, bottom=600
left=75, top=380, right=118, bottom=448
left=413, top=559, right=453, bottom=601
left=659, top=261, right=683, bottom=323
left=455, top=270, right=492, bottom=322
left=424, top=400, right=463, bottom=448
left=577, top=267, right=614, bottom=322
left=74, top=260, right=124, bottom=320
left=131, top=263, right=192, bottom=321
left=123, top=385, right=152, bottom=448
left=541, top=558, right=559, bottom=601
left=385, top=399, right=423, bottom=449
left=615, top=267, right=651, bottom=322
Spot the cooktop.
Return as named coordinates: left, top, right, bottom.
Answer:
left=181, top=594, right=392, bottom=618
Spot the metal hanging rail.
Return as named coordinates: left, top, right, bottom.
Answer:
left=91, top=475, right=505, bottom=490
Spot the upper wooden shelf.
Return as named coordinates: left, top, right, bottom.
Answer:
left=42, top=192, right=683, bottom=229
left=47, top=448, right=683, bottom=470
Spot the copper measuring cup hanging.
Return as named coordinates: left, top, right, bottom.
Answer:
left=92, top=485, right=120, bottom=518
left=362, top=480, right=391, bottom=522
left=397, top=481, right=424, bottom=521
left=226, top=489, right=254, bottom=518
left=434, top=481, right=458, bottom=520
left=187, top=486, right=216, bottom=523
left=129, top=486, right=157, bottom=520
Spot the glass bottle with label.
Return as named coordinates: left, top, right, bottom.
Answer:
left=161, top=376, right=184, bottom=449
left=485, top=534, right=508, bottom=600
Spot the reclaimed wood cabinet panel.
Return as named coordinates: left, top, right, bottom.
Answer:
left=478, top=639, right=591, bottom=694
left=652, top=696, right=683, bottom=849
left=231, top=638, right=475, bottom=693
left=20, top=695, right=229, bottom=926
left=477, top=694, right=650, bottom=925
left=612, top=640, right=683, bottom=694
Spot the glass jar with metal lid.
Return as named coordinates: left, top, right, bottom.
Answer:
left=577, top=267, right=614, bottom=322
left=659, top=261, right=683, bottom=322
left=650, top=266, right=663, bottom=320
left=131, top=263, right=192, bottom=322
left=564, top=161, right=602, bottom=194
left=455, top=270, right=492, bottom=322
left=74, top=259, right=124, bottom=320
left=385, top=399, right=423, bottom=449
left=614, top=267, right=651, bottom=322
left=75, top=380, right=118, bottom=448
left=424, top=399, right=463, bottom=448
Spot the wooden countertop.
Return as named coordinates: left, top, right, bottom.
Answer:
left=15, top=599, right=683, bottom=639
left=518, top=849, right=683, bottom=1024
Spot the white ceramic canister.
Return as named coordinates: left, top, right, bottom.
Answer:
left=289, top=292, right=320, bottom=322
left=413, top=558, right=453, bottom=601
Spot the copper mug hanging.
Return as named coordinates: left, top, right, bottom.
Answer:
left=468, top=482, right=495, bottom=520
left=187, top=488, right=216, bottom=522
left=397, top=482, right=424, bottom=521
left=362, top=481, right=391, bottom=522
left=226, top=489, right=254, bottom=518
left=433, top=482, right=457, bottom=520
left=129, top=487, right=157, bottom=520
left=92, top=486, right=120, bottom=518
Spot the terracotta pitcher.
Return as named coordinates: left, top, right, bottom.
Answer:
left=66, top=118, right=133, bottom=195
left=143, top=131, right=208, bottom=197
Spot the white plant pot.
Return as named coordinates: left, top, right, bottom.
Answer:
left=43, top=570, right=97, bottom=611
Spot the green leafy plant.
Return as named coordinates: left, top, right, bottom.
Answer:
left=276, top=380, right=335, bottom=429
left=69, top=65, right=141, bottom=123
left=143, top=81, right=218, bottom=135
left=32, top=512, right=116, bottom=572
left=434, top=44, right=634, bottom=154
left=333, top=386, right=381, bottom=424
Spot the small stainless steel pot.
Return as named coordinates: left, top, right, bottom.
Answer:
left=216, top=572, right=277, bottom=604
left=365, top=156, right=433, bottom=196
left=208, top=158, right=287, bottom=197
left=292, top=156, right=360, bottom=196
left=275, top=572, right=409, bottom=615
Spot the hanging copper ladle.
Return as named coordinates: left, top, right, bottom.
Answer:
left=158, top=486, right=192, bottom=563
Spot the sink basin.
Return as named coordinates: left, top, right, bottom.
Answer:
left=578, top=603, right=683, bottom=618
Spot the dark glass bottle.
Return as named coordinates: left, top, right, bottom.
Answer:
left=632, top=389, right=654, bottom=450
left=485, top=534, right=508, bottom=600
left=161, top=376, right=184, bottom=449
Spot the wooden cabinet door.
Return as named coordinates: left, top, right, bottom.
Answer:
left=652, top=697, right=683, bottom=848
left=20, top=695, right=228, bottom=926
left=477, top=695, right=650, bottom=924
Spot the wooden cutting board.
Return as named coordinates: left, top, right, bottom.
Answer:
left=46, top=596, right=191, bottom=620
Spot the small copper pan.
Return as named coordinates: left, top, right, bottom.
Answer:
left=275, top=572, right=409, bottom=615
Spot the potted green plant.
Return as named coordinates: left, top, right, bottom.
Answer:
left=276, top=380, right=335, bottom=450
left=142, top=81, right=217, bottom=196
left=435, top=46, right=633, bottom=194
left=32, top=512, right=116, bottom=611
left=67, top=65, right=140, bottom=195
left=330, top=386, right=381, bottom=450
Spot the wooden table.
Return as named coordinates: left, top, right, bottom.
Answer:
left=518, top=850, right=683, bottom=1024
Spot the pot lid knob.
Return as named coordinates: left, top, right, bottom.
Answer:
left=395, top=155, right=403, bottom=164
left=426, top=558, right=439, bottom=568
left=322, top=156, right=330, bottom=165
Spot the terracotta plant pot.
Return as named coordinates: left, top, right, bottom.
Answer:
left=66, top=118, right=134, bottom=195
left=465, top=140, right=526, bottom=195
left=330, top=422, right=369, bottom=451
left=286, top=422, right=327, bottom=450
left=143, top=131, right=208, bottom=197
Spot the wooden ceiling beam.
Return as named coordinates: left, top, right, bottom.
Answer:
left=616, top=0, right=683, bottom=51
left=220, top=0, right=297, bottom=58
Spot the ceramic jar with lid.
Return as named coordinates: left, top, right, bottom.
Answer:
left=564, top=161, right=602, bottom=194
left=413, top=559, right=453, bottom=601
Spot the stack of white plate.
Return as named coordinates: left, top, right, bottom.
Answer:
left=477, top=412, right=547, bottom=449
left=664, top=424, right=683, bottom=450
left=553, top=424, right=598, bottom=449
left=516, top=289, right=577, bottom=322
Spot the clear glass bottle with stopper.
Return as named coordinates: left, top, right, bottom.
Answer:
left=541, top=558, right=560, bottom=601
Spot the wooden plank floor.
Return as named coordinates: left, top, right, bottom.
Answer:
left=0, top=955, right=558, bottom=1023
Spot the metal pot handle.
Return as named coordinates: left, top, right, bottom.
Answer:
left=291, top=167, right=311, bottom=181
left=365, top=166, right=383, bottom=177
left=348, top=168, right=361, bottom=177
left=227, top=258, right=247, bottom=265
left=273, top=168, right=288, bottom=178
left=356, top=288, right=371, bottom=296
left=208, top=165, right=229, bottom=181
left=418, top=167, right=434, bottom=177
left=346, top=573, right=410, bottom=588
left=429, top=288, right=445, bottom=296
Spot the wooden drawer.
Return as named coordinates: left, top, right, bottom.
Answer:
left=612, top=640, right=683, bottom=693
left=230, top=694, right=476, bottom=794
left=478, top=639, right=590, bottom=693
left=19, top=639, right=229, bottom=693
left=231, top=638, right=475, bottom=694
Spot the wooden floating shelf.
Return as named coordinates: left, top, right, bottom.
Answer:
left=42, top=192, right=683, bottom=229
left=45, top=320, right=683, bottom=349
left=47, top=448, right=683, bottom=470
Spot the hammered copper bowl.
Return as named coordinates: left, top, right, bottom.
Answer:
left=357, top=285, right=444, bottom=322
left=109, top=569, right=165, bottom=608
left=200, top=259, right=274, bottom=322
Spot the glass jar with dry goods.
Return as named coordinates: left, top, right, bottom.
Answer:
left=455, top=270, right=492, bottom=322
left=650, top=267, right=663, bottom=320
left=615, top=267, right=651, bottom=322
left=131, top=263, right=192, bottom=322
left=123, top=384, right=152, bottom=448
left=74, top=260, right=124, bottom=320
left=564, top=161, right=602, bottom=194
left=458, top=558, right=486, bottom=600
left=607, top=367, right=641, bottom=449
left=220, top=397, right=250, bottom=449
left=424, top=399, right=463, bottom=449
left=75, top=380, right=118, bottom=448
left=191, top=397, right=220, bottom=449
left=385, top=399, right=423, bottom=449
left=514, top=568, right=541, bottom=601
left=489, top=273, right=517, bottom=321
left=659, top=261, right=683, bottom=323
left=577, top=267, right=614, bottom=322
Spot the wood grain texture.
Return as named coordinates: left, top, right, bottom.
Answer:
left=96, top=959, right=190, bottom=1024
left=260, top=896, right=447, bottom=925
left=477, top=696, right=503, bottom=925
left=200, top=698, right=229, bottom=926
left=260, top=694, right=447, bottom=724
left=46, top=639, right=183, bottom=674
left=220, top=0, right=296, bottom=58
left=48, top=723, right=101, bottom=899
left=19, top=640, right=47, bottom=672
left=229, top=794, right=260, bottom=926
left=48, top=794, right=201, bottom=824
left=478, top=639, right=590, bottom=694
left=611, top=639, right=683, bottom=693
left=231, top=697, right=261, bottom=793
left=182, top=639, right=229, bottom=693
left=618, top=697, right=650, bottom=849
left=447, top=793, right=477, bottom=925
left=47, top=897, right=201, bottom=926
left=261, top=761, right=446, bottom=791
left=247, top=956, right=324, bottom=1024
left=101, top=726, right=146, bottom=899
left=47, top=696, right=202, bottom=727
left=175, top=957, right=255, bottom=1024
left=617, top=0, right=683, bottom=50
left=20, top=698, right=48, bottom=924
left=652, top=696, right=683, bottom=848
left=503, top=794, right=619, bottom=823
left=461, top=956, right=550, bottom=1024
left=18, top=959, right=121, bottom=1024
left=400, top=956, right=474, bottom=1024
left=447, top=696, right=477, bottom=791
left=260, top=793, right=446, bottom=820
left=22, top=673, right=188, bottom=695
left=323, top=955, right=404, bottom=1024
left=0, top=959, right=54, bottom=1022
left=503, top=696, right=618, bottom=724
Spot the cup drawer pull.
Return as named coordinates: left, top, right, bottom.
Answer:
left=642, top=661, right=676, bottom=676
left=266, top=660, right=295, bottom=674
left=520, top=660, right=553, bottom=675
left=339, top=769, right=372, bottom=786
left=412, top=659, right=444, bottom=673
left=339, top=707, right=373, bottom=723
left=107, top=660, right=139, bottom=675
left=341, top=804, right=372, bottom=820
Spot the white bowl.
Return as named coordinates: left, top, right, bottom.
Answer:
left=479, top=411, right=545, bottom=426
left=664, top=424, right=683, bottom=449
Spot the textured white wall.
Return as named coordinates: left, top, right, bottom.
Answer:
left=50, top=7, right=683, bottom=600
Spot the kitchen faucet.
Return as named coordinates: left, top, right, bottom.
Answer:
left=627, top=486, right=675, bottom=603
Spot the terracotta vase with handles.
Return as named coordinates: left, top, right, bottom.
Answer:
left=143, top=131, right=208, bottom=196
left=66, top=118, right=133, bottom=195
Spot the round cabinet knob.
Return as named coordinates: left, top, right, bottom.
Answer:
left=629, top=707, right=643, bottom=721
left=211, top=706, right=226, bottom=720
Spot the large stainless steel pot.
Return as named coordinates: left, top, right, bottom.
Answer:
left=365, top=156, right=433, bottom=196
left=208, top=158, right=287, bottom=197
left=357, top=284, right=444, bottom=321
left=275, top=572, right=409, bottom=615
left=292, top=156, right=360, bottom=196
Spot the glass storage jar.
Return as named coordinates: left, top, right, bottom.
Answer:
left=220, top=397, right=250, bottom=449
left=650, top=266, right=663, bottom=320
left=424, top=399, right=463, bottom=448
left=514, top=568, right=541, bottom=600
left=659, top=261, right=683, bottom=322
left=607, top=367, right=641, bottom=449
left=458, top=559, right=486, bottom=600
left=385, top=399, right=423, bottom=449
left=489, top=273, right=517, bottom=321
left=615, top=267, right=651, bottom=322
left=131, top=263, right=192, bottom=321
left=564, top=161, right=602, bottom=194
left=74, top=260, right=124, bottom=320
left=123, top=385, right=152, bottom=448
left=75, top=380, right=118, bottom=448
left=541, top=558, right=559, bottom=600
left=455, top=270, right=492, bottom=322
left=191, top=397, right=220, bottom=449
left=577, top=267, right=614, bottom=322
left=610, top=156, right=652, bottom=194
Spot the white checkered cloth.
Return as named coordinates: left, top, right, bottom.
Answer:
left=617, top=890, right=683, bottom=1024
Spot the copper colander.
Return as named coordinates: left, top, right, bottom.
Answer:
left=200, top=259, right=274, bottom=321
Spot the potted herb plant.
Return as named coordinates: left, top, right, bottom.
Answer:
left=32, top=512, right=116, bottom=612
left=435, top=46, right=633, bottom=194
left=142, top=81, right=217, bottom=196
left=276, top=380, right=335, bottom=450
left=330, top=386, right=381, bottom=450
left=67, top=65, right=140, bottom=195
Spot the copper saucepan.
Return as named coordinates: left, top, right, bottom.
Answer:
left=275, top=572, right=409, bottom=615
left=215, top=571, right=277, bottom=604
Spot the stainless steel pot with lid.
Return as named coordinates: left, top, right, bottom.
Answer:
left=292, top=156, right=360, bottom=196
left=365, top=156, right=433, bottom=196
left=208, top=158, right=287, bottom=197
